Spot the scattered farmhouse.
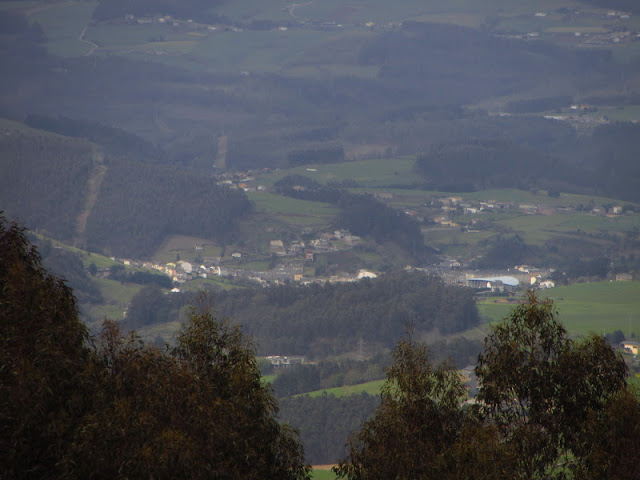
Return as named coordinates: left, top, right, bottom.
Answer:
left=620, top=341, right=640, bottom=355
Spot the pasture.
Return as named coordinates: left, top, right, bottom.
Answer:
left=311, top=467, right=338, bottom=480
left=246, top=192, right=338, bottom=227
left=494, top=212, right=640, bottom=246
left=257, top=156, right=417, bottom=188
left=152, top=235, right=223, bottom=265
left=478, top=281, right=640, bottom=338
left=301, top=379, right=386, bottom=398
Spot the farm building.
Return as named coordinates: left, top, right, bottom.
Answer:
left=621, top=341, right=640, bottom=355
left=467, top=276, right=519, bottom=293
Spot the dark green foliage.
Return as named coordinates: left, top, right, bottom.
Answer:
left=0, top=218, right=310, bottom=479
left=279, top=393, right=379, bottom=465
left=415, top=140, right=551, bottom=192
left=272, top=357, right=387, bottom=398
left=213, top=271, right=479, bottom=356
left=474, top=235, right=535, bottom=270
left=0, top=125, right=251, bottom=259
left=605, top=329, right=626, bottom=346
left=334, top=335, right=472, bottom=480
left=123, top=285, right=189, bottom=330
left=336, top=193, right=430, bottom=260
left=107, top=264, right=172, bottom=288
left=0, top=216, right=95, bottom=479
left=25, top=114, right=161, bottom=161
left=475, top=292, right=630, bottom=479
left=0, top=11, right=45, bottom=42
left=65, top=302, right=309, bottom=480
left=84, top=158, right=252, bottom=258
left=0, top=131, right=93, bottom=240
left=590, top=122, right=640, bottom=202
left=337, top=292, right=640, bottom=480
left=39, top=242, right=103, bottom=304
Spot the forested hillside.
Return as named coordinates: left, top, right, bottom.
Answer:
left=0, top=123, right=252, bottom=258
left=0, top=128, right=93, bottom=240
left=124, top=270, right=479, bottom=357
left=84, top=157, right=252, bottom=258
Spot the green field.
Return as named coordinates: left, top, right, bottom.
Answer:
left=152, top=234, right=223, bottom=265
left=311, top=468, right=338, bottom=480
left=258, top=157, right=417, bottom=188
left=478, top=281, right=640, bottom=338
left=247, top=192, right=338, bottom=226
left=301, top=379, right=385, bottom=398
left=495, top=212, right=640, bottom=246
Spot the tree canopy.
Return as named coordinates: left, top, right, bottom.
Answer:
left=0, top=215, right=309, bottom=479
left=336, top=292, right=640, bottom=480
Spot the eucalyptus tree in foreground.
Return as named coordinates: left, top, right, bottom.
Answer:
left=0, top=215, right=310, bottom=480
left=336, top=292, right=640, bottom=480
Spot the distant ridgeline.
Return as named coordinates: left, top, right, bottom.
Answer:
left=0, top=123, right=252, bottom=258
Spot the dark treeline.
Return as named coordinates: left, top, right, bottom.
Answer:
left=474, top=233, right=625, bottom=282
left=25, top=114, right=162, bottom=162
left=107, top=264, right=173, bottom=288
left=279, top=393, right=380, bottom=465
left=0, top=11, right=45, bottom=42
left=415, top=139, right=572, bottom=193
left=414, top=121, right=640, bottom=202
left=122, top=284, right=192, bottom=332
left=270, top=336, right=482, bottom=398
left=270, top=358, right=387, bottom=398
left=123, top=270, right=479, bottom=357
left=274, top=175, right=430, bottom=261
left=505, top=95, right=573, bottom=114
left=215, top=270, right=479, bottom=357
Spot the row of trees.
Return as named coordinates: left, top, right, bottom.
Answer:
left=213, top=270, right=479, bottom=357
left=0, top=217, right=309, bottom=479
left=336, top=292, right=640, bottom=480
left=123, top=271, right=480, bottom=357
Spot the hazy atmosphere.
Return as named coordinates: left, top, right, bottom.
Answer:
left=2, top=0, right=640, bottom=478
